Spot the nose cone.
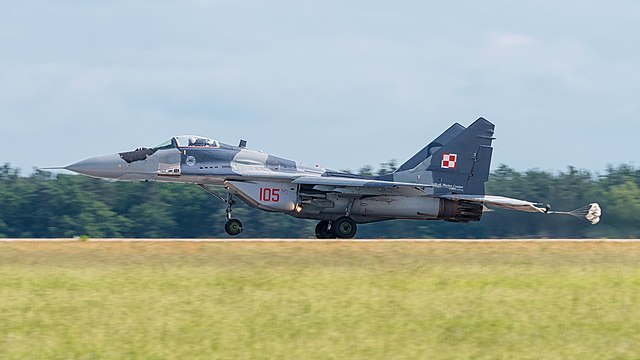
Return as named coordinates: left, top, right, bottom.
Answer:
left=66, top=154, right=124, bottom=179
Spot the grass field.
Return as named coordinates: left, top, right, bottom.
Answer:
left=1, top=241, right=640, bottom=359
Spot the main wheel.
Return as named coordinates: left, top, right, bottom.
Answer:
left=315, top=220, right=333, bottom=239
left=332, top=216, right=357, bottom=239
left=224, top=218, right=243, bottom=236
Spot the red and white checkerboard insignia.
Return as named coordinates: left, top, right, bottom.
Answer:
left=441, top=153, right=457, bottom=169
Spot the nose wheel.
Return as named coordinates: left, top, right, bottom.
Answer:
left=225, top=218, right=243, bottom=236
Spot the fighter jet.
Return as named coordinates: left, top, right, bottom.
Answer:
left=60, top=118, right=601, bottom=238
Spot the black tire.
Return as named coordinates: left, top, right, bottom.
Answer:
left=315, top=220, right=332, bottom=239
left=225, top=219, right=243, bottom=236
left=332, top=216, right=357, bottom=239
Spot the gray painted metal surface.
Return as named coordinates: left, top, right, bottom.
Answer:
left=63, top=118, right=601, bottom=237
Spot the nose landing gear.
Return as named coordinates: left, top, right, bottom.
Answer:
left=198, top=184, right=244, bottom=237
left=224, top=194, right=243, bottom=236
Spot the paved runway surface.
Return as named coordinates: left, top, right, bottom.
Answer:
left=1, top=238, right=640, bottom=242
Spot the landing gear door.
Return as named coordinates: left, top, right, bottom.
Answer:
left=157, top=150, right=181, bottom=177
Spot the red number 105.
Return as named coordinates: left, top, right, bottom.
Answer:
left=259, top=188, right=280, bottom=202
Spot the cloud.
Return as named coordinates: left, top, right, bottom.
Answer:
left=495, top=33, right=538, bottom=49
left=475, top=32, right=603, bottom=95
left=1, top=1, right=639, bottom=173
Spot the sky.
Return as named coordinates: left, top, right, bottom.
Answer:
left=1, top=0, right=639, bottom=174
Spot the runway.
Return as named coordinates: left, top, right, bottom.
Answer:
left=1, top=238, right=640, bottom=242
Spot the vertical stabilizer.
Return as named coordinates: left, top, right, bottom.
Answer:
left=396, top=123, right=466, bottom=172
left=391, top=117, right=495, bottom=195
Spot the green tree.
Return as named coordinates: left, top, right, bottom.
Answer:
left=1, top=163, right=637, bottom=239
left=358, top=165, right=374, bottom=176
left=377, top=159, right=398, bottom=176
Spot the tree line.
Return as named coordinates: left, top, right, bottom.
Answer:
left=0, top=163, right=638, bottom=238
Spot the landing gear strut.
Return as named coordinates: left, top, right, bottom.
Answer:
left=224, top=193, right=243, bottom=236
left=198, top=184, right=243, bottom=236
left=314, top=217, right=357, bottom=239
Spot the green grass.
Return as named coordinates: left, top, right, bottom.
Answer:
left=1, top=242, right=640, bottom=359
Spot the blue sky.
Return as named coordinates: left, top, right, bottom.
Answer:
left=1, top=0, right=638, bottom=173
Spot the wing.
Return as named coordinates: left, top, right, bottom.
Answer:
left=292, top=176, right=433, bottom=196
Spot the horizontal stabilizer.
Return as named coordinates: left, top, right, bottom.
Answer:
left=438, top=194, right=548, bottom=213
left=441, top=195, right=602, bottom=225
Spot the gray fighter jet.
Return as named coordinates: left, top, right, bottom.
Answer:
left=61, top=118, right=601, bottom=238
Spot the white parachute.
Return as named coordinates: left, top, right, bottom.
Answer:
left=548, top=203, right=602, bottom=225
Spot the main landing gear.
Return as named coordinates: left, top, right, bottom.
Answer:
left=315, top=216, right=357, bottom=239
left=198, top=185, right=243, bottom=237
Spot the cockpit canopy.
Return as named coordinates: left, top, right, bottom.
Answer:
left=175, top=135, right=219, bottom=148
left=155, top=135, right=220, bottom=149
